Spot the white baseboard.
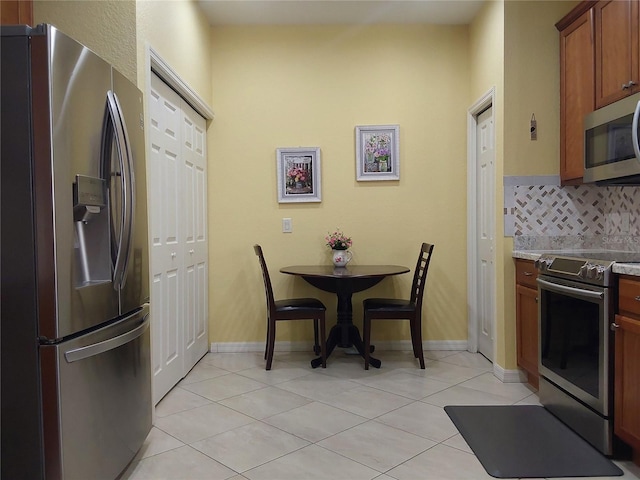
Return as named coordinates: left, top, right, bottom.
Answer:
left=493, top=363, right=528, bottom=383
left=210, top=339, right=469, bottom=353
left=209, top=340, right=528, bottom=384
left=423, top=340, right=469, bottom=351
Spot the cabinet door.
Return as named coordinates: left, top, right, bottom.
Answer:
left=614, top=314, right=640, bottom=452
left=560, top=9, right=595, bottom=184
left=516, top=284, right=539, bottom=388
left=0, top=0, right=33, bottom=25
left=595, top=0, right=640, bottom=108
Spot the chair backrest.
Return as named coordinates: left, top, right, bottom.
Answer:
left=409, top=242, right=435, bottom=309
left=254, top=244, right=276, bottom=315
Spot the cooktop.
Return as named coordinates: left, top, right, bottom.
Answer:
left=547, top=250, right=640, bottom=264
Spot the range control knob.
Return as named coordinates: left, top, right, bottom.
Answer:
left=534, top=257, right=552, bottom=271
left=579, top=263, right=605, bottom=281
left=578, top=264, right=590, bottom=279
left=578, top=264, right=587, bottom=279
left=588, top=263, right=598, bottom=279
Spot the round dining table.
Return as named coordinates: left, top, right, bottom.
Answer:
left=280, top=264, right=410, bottom=368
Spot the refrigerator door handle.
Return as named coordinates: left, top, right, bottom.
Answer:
left=112, top=91, right=135, bottom=288
left=104, top=90, right=135, bottom=290
left=64, top=311, right=149, bottom=363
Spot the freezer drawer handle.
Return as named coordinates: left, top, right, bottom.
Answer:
left=64, top=314, right=149, bottom=363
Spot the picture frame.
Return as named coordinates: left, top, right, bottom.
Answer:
left=355, top=124, right=400, bottom=181
left=276, top=147, right=322, bottom=203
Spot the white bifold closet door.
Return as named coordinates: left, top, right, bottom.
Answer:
left=149, top=72, right=208, bottom=404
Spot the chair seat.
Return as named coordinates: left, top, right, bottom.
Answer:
left=255, top=244, right=327, bottom=370
left=363, top=298, right=415, bottom=312
left=275, top=298, right=326, bottom=312
left=362, top=242, right=434, bottom=370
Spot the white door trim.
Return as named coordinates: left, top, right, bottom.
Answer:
left=147, top=46, right=214, bottom=121
left=467, top=87, right=496, bottom=354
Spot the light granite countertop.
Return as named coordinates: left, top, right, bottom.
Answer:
left=512, top=250, right=640, bottom=277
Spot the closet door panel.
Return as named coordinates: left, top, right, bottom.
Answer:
left=149, top=73, right=185, bottom=403
left=182, top=102, right=208, bottom=370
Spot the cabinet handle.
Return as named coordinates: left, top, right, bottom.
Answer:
left=171, top=252, right=177, bottom=258
left=623, top=81, right=637, bottom=90
left=634, top=295, right=640, bottom=301
left=523, top=271, right=533, bottom=276
left=535, top=297, right=538, bottom=303
left=611, top=322, right=620, bottom=331
left=189, top=249, right=195, bottom=254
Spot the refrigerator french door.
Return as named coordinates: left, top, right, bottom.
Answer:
left=1, top=24, right=151, bottom=479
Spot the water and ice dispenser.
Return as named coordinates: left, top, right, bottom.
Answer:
left=73, top=175, right=111, bottom=286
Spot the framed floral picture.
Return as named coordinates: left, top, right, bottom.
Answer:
left=355, top=124, right=400, bottom=181
left=276, top=147, right=322, bottom=203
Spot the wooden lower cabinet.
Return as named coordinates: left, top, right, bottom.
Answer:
left=614, top=313, right=640, bottom=462
left=515, top=259, right=539, bottom=389
left=615, top=274, right=640, bottom=464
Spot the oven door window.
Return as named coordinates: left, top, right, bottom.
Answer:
left=540, top=289, right=602, bottom=400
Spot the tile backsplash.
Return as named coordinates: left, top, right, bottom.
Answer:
left=504, top=176, right=640, bottom=251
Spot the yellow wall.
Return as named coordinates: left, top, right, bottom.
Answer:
left=470, top=1, right=504, bottom=104
left=208, top=24, right=470, bottom=345
left=135, top=0, right=212, bottom=104
left=34, top=0, right=137, bottom=84
left=499, top=0, right=577, bottom=369
left=469, top=0, right=506, bottom=365
left=504, top=0, right=573, bottom=177
left=468, top=0, right=575, bottom=370
left=31, top=0, right=583, bottom=373
left=34, top=0, right=212, bottom=104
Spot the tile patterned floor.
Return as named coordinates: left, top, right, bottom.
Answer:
left=120, top=350, right=640, bottom=480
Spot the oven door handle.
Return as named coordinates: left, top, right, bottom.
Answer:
left=537, top=278, right=604, bottom=300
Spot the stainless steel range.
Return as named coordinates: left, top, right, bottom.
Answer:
left=534, top=251, right=640, bottom=455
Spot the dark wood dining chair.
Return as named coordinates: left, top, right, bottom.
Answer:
left=254, top=245, right=327, bottom=370
left=362, top=242, right=434, bottom=370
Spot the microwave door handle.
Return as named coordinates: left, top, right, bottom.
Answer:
left=632, top=99, right=640, bottom=163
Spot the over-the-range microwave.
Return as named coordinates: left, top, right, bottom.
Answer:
left=584, top=92, right=640, bottom=185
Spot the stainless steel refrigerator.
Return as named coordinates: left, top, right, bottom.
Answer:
left=1, top=24, right=152, bottom=479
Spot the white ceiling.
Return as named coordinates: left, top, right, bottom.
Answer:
left=197, top=0, right=486, bottom=26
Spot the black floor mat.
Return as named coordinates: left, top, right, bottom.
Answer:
left=444, top=405, right=623, bottom=478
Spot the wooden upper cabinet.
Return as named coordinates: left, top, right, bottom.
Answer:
left=0, top=0, right=33, bottom=25
left=595, top=0, right=640, bottom=108
left=558, top=8, right=595, bottom=185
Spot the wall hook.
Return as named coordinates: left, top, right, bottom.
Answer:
left=530, top=114, right=537, bottom=141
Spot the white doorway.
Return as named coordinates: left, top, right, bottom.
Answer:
left=147, top=50, right=213, bottom=404
left=467, top=88, right=496, bottom=362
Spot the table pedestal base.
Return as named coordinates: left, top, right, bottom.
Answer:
left=310, top=324, right=380, bottom=369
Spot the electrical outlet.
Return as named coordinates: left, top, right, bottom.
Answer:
left=282, top=218, right=292, bottom=233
